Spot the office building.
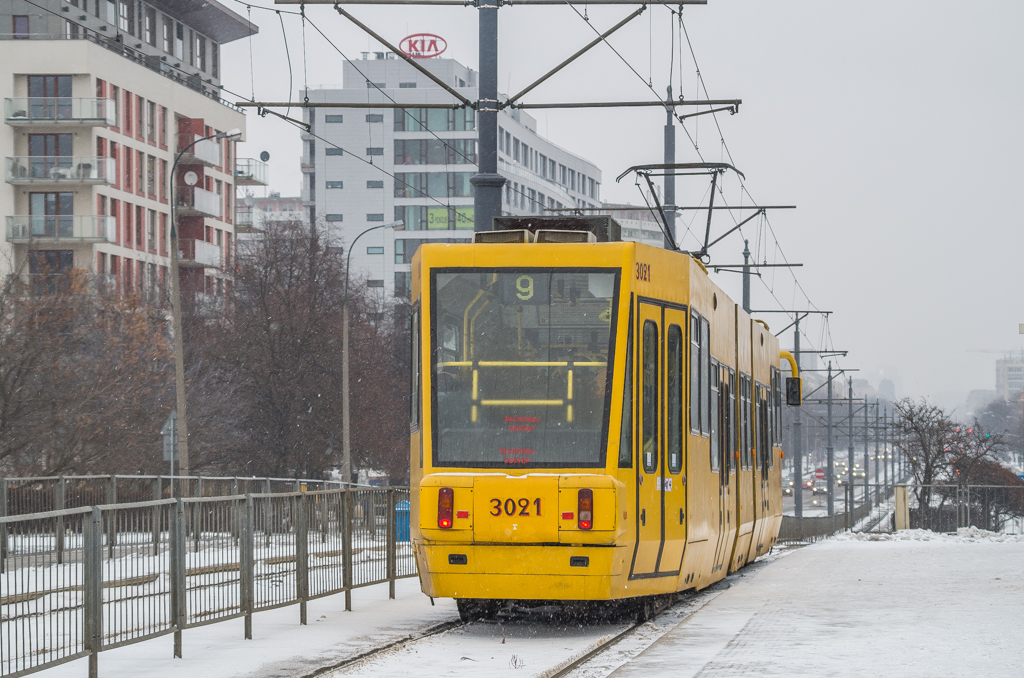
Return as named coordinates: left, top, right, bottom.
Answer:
left=302, top=53, right=602, bottom=298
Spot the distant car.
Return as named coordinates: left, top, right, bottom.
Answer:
left=783, top=479, right=794, bottom=496
left=811, top=480, right=828, bottom=495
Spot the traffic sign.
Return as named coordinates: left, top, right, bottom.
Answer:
left=161, top=411, right=178, bottom=462
left=814, top=468, right=825, bottom=480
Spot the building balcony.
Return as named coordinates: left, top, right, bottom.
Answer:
left=300, top=155, right=314, bottom=173
left=4, top=97, right=116, bottom=126
left=5, top=215, right=116, bottom=244
left=178, top=238, right=221, bottom=268
left=6, top=156, right=117, bottom=185
left=235, top=158, right=269, bottom=186
left=177, top=135, right=221, bottom=167
left=175, top=187, right=222, bottom=218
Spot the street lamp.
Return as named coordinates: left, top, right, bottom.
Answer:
left=341, top=220, right=404, bottom=485
left=168, top=127, right=241, bottom=478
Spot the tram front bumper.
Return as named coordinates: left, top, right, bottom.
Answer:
left=417, top=543, right=629, bottom=600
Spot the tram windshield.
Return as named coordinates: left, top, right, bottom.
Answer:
left=431, top=269, right=619, bottom=467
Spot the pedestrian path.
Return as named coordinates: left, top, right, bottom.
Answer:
left=611, top=530, right=1024, bottom=677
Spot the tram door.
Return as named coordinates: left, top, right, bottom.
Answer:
left=711, top=363, right=732, bottom=573
left=659, top=310, right=688, bottom=573
left=632, top=303, right=663, bottom=576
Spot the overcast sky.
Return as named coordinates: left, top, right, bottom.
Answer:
left=225, top=1, right=1024, bottom=410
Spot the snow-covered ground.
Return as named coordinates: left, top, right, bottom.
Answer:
left=36, top=578, right=458, bottom=678
left=607, top=528, right=1024, bottom=677
left=22, top=528, right=1024, bottom=678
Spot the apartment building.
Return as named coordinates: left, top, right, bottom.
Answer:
left=0, top=0, right=266, bottom=299
left=303, top=53, right=602, bottom=298
left=598, top=203, right=668, bottom=247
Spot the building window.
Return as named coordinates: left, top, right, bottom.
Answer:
left=366, top=82, right=385, bottom=89
left=175, top=22, right=184, bottom=60
left=325, top=148, right=343, bottom=156
left=162, top=16, right=172, bottom=53
left=366, top=147, right=384, bottom=156
left=394, top=107, right=475, bottom=132
left=147, top=155, right=156, bottom=195
left=399, top=82, right=416, bottom=88
left=365, top=114, right=384, bottom=123
left=367, top=213, right=384, bottom=222
left=13, top=15, right=30, bottom=38
left=513, top=138, right=520, bottom=163
left=118, top=0, right=133, bottom=34
left=211, top=42, right=219, bottom=79
left=325, top=214, right=343, bottom=222
left=326, top=181, right=343, bottom=189
left=325, top=115, right=344, bottom=123
left=367, top=180, right=383, bottom=189
left=148, top=209, right=157, bottom=250
left=366, top=246, right=384, bottom=255
left=196, top=35, right=206, bottom=71
left=395, top=139, right=476, bottom=165
left=144, top=6, right=156, bottom=45
left=367, top=280, right=384, bottom=288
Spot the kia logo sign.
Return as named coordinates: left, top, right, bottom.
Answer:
left=399, top=33, right=447, bottom=59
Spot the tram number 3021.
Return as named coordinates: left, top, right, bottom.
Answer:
left=490, top=498, right=541, bottom=517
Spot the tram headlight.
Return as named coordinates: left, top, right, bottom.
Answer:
left=578, top=489, right=593, bottom=530
left=438, top=487, right=454, bottom=529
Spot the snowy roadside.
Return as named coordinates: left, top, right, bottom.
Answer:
left=835, top=526, right=1024, bottom=543
left=37, top=578, right=458, bottom=678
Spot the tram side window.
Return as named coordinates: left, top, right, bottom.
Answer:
left=689, top=312, right=701, bottom=434
left=741, top=374, right=753, bottom=470
left=700, top=317, right=711, bottom=438
left=642, top=320, right=659, bottom=473
left=773, top=367, right=783, bottom=443
left=410, top=306, right=420, bottom=430
left=710, top=358, right=720, bottom=472
left=728, top=369, right=737, bottom=473
left=667, top=324, right=683, bottom=474
left=618, top=320, right=633, bottom=468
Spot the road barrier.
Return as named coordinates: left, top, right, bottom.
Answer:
left=0, top=487, right=414, bottom=678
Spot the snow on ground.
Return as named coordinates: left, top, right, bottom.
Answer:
left=608, top=534, right=1024, bottom=677
left=39, top=578, right=458, bottom=678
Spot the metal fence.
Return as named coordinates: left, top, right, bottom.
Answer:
left=0, top=475, right=351, bottom=519
left=0, top=487, right=415, bottom=678
left=908, top=484, right=1024, bottom=534
left=780, top=483, right=897, bottom=542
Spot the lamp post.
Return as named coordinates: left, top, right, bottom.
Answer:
left=341, top=220, right=404, bottom=485
left=168, top=127, right=241, bottom=477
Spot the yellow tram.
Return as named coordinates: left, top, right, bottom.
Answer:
left=408, top=223, right=798, bottom=619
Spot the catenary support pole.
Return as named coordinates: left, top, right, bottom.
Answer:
left=826, top=362, right=834, bottom=516
left=874, top=401, right=881, bottom=506
left=470, top=0, right=506, bottom=230
left=663, top=85, right=675, bottom=250
left=863, top=396, right=870, bottom=506
left=883, top=405, right=889, bottom=495
left=742, top=240, right=751, bottom=313
left=792, top=318, right=803, bottom=522
left=847, top=377, right=854, bottom=520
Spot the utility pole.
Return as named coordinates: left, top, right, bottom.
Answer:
left=469, top=0, right=506, bottom=231
left=792, top=318, right=803, bottom=520
left=847, top=377, right=854, bottom=518
left=826, top=361, right=835, bottom=516
left=742, top=240, right=751, bottom=313
left=663, top=85, right=675, bottom=250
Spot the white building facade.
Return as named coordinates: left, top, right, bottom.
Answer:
left=0, top=0, right=265, bottom=299
left=302, top=54, right=602, bottom=298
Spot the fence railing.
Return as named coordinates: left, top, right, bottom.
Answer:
left=0, top=487, right=414, bottom=678
left=0, top=475, right=357, bottom=519
left=781, top=481, right=1024, bottom=542
left=907, top=484, right=1024, bottom=534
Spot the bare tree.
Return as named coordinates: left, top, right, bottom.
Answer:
left=0, top=273, right=172, bottom=475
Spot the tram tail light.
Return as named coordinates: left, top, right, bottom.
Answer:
left=578, top=489, right=593, bottom=530
left=438, top=487, right=454, bottom=529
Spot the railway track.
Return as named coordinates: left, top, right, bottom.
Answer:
left=298, top=618, right=467, bottom=678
